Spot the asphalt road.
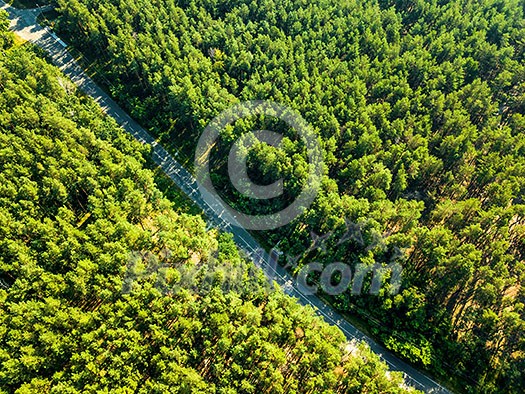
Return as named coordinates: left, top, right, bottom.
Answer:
left=0, top=2, right=453, bottom=393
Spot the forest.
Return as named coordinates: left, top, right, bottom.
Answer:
left=0, top=12, right=419, bottom=393
left=47, top=0, right=525, bottom=392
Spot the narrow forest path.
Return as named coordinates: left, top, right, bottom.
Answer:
left=0, top=2, right=452, bottom=393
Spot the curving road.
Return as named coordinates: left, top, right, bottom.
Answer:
left=0, top=2, right=452, bottom=393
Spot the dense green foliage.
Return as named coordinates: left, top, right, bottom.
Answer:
left=0, top=13, right=418, bottom=393
left=52, top=0, right=525, bottom=392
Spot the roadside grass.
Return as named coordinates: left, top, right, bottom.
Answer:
left=12, top=32, right=26, bottom=46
